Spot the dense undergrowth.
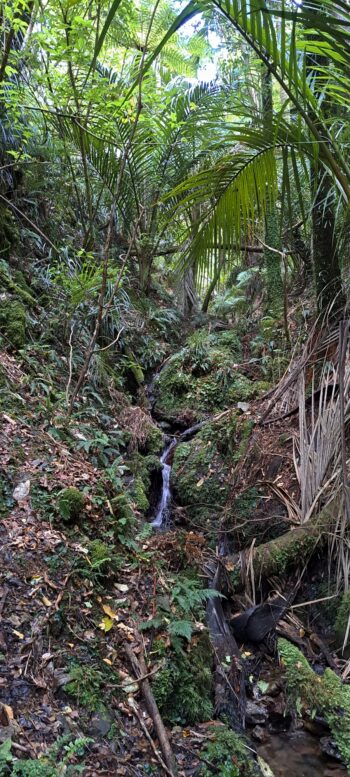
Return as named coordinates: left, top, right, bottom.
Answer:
left=0, top=237, right=350, bottom=777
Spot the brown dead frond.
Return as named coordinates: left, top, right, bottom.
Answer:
left=119, top=405, right=158, bottom=451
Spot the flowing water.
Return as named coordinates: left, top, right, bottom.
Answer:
left=150, top=428, right=347, bottom=777
left=151, top=438, right=177, bottom=527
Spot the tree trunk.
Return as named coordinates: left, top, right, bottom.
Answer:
left=308, top=50, right=345, bottom=315
left=262, top=68, right=284, bottom=316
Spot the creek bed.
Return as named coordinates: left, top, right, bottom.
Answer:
left=257, top=730, right=347, bottom=777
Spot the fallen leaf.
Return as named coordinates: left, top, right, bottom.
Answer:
left=0, top=704, right=14, bottom=725
left=99, top=617, right=114, bottom=633
left=102, top=603, right=119, bottom=620
left=13, top=630, right=24, bottom=640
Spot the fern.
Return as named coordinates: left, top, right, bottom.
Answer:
left=168, top=619, right=193, bottom=641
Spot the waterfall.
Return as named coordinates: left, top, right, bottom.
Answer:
left=151, top=438, right=177, bottom=528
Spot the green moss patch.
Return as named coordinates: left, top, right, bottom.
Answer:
left=58, top=487, right=85, bottom=522
left=279, top=638, right=350, bottom=769
left=0, top=297, right=27, bottom=349
left=199, top=724, right=260, bottom=777
left=155, top=327, right=263, bottom=421
left=152, top=634, right=213, bottom=725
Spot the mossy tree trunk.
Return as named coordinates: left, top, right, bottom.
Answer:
left=262, top=68, right=284, bottom=317
left=308, top=50, right=345, bottom=315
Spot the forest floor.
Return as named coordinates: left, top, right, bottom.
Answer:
left=0, top=328, right=349, bottom=777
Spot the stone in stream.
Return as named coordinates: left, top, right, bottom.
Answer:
left=320, top=737, right=343, bottom=762
left=252, top=725, right=269, bottom=744
left=246, top=700, right=269, bottom=726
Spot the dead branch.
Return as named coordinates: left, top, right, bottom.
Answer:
left=124, top=641, right=178, bottom=776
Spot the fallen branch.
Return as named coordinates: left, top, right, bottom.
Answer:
left=128, top=698, right=174, bottom=777
left=124, top=640, right=177, bottom=776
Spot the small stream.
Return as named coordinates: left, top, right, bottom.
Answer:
left=151, top=438, right=177, bottom=527
left=150, top=430, right=348, bottom=777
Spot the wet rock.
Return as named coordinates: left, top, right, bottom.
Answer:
left=246, top=700, right=268, bottom=726
left=303, top=716, right=329, bottom=737
left=252, top=725, right=269, bottom=744
left=88, top=711, right=113, bottom=737
left=320, top=737, right=343, bottom=762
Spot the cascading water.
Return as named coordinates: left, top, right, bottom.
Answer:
left=151, top=438, right=177, bottom=527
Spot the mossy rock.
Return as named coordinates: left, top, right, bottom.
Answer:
left=144, top=423, right=163, bottom=454
left=58, top=487, right=85, bottom=522
left=0, top=259, right=36, bottom=306
left=154, top=326, right=263, bottom=422
left=0, top=296, right=27, bottom=349
left=171, top=416, right=254, bottom=536
left=171, top=435, right=229, bottom=530
left=279, top=637, right=350, bottom=769
left=132, top=475, right=150, bottom=512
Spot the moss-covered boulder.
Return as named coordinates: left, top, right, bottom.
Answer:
left=279, top=637, right=350, bottom=769
left=171, top=415, right=255, bottom=536
left=0, top=297, right=27, bottom=349
left=58, top=487, right=85, bottom=522
left=155, top=326, right=268, bottom=423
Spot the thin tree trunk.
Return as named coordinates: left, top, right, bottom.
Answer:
left=262, top=67, right=284, bottom=316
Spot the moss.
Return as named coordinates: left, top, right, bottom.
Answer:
left=334, top=591, right=350, bottom=649
left=279, top=638, right=350, bottom=769
left=155, top=327, right=260, bottom=421
left=0, top=259, right=36, bottom=306
left=0, top=297, right=27, bottom=349
left=171, top=416, right=254, bottom=535
left=145, top=423, right=163, bottom=454
left=0, top=207, right=19, bottom=258
left=128, top=452, right=162, bottom=515
left=110, top=493, right=134, bottom=522
left=57, top=487, right=84, bottom=522
left=199, top=724, right=259, bottom=777
left=152, top=633, right=213, bottom=725
left=132, top=475, right=149, bottom=512
left=66, top=663, right=108, bottom=711
left=171, top=435, right=229, bottom=529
